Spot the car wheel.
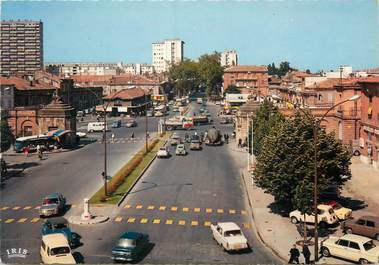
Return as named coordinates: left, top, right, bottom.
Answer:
left=321, top=247, right=330, bottom=257
left=359, top=259, right=369, bottom=264
left=353, top=150, right=360, bottom=156
left=345, top=228, right=353, bottom=234
left=319, top=221, right=327, bottom=229
left=291, top=217, right=298, bottom=224
left=375, top=234, right=379, bottom=241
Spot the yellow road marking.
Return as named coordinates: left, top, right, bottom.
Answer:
left=217, top=209, right=224, bottom=214
left=159, top=206, right=166, bottom=210
left=171, top=206, right=178, bottom=212
left=241, top=210, right=247, bottom=215
left=243, top=223, right=251, bottom=228
left=194, top=208, right=200, bottom=213
left=206, top=208, right=212, bottom=213
left=13, top=206, right=21, bottom=210
left=229, top=209, right=236, bottom=214
left=178, top=220, right=186, bottom=225
left=23, top=206, right=32, bottom=210
left=165, top=219, right=173, bottom=225
left=191, top=221, right=198, bottom=226
left=147, top=205, right=155, bottom=210
left=136, top=205, right=143, bottom=209
left=1, top=207, right=9, bottom=210
left=30, top=218, right=40, bottom=223
left=127, top=218, right=135, bottom=223
left=124, top=204, right=131, bottom=209
left=140, top=218, right=148, bottom=224
left=204, top=221, right=211, bottom=227
left=115, top=217, right=123, bottom=222
left=153, top=219, right=161, bottom=224
left=5, top=219, right=14, bottom=223
left=18, top=218, right=27, bottom=223
left=182, top=207, right=189, bottom=212
left=71, top=204, right=77, bottom=208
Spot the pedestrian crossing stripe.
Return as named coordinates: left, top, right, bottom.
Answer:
left=194, top=208, right=200, bottom=213
left=241, top=210, right=247, bottom=215
left=229, top=209, right=236, bottom=214
left=24, top=206, right=32, bottom=210
left=159, top=206, right=166, bottom=211
left=127, top=218, right=135, bottom=223
left=204, top=221, right=211, bottom=227
left=31, top=218, right=40, bottom=223
left=178, top=220, right=186, bottom=225
left=136, top=205, right=143, bottom=209
left=243, top=223, right=251, bottom=228
left=12, top=206, right=21, bottom=210
left=140, top=218, right=148, bottom=224
left=182, top=207, right=189, bottom=212
left=147, top=205, right=155, bottom=210
left=217, top=209, right=224, bottom=213
left=153, top=219, right=160, bottom=224
left=18, top=218, right=27, bottom=223
left=124, top=204, right=131, bottom=209
left=191, top=221, right=198, bottom=226
left=165, top=219, right=173, bottom=225
left=115, top=217, right=123, bottom=222
left=5, top=219, right=14, bottom=223
left=1, top=207, right=9, bottom=210
left=206, top=208, right=212, bottom=213
left=171, top=207, right=178, bottom=212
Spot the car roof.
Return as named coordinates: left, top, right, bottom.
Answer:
left=45, top=217, right=68, bottom=225
left=317, top=204, right=332, bottom=210
left=45, top=192, right=61, bottom=199
left=340, top=234, right=374, bottom=243
left=42, top=233, right=70, bottom=247
left=120, top=231, right=143, bottom=240
left=217, top=222, right=241, bottom=231
left=177, top=144, right=184, bottom=147
left=356, top=215, right=379, bottom=222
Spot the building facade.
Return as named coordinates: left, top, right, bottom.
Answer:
left=0, top=20, right=43, bottom=76
left=46, top=62, right=120, bottom=76
left=122, top=63, right=155, bottom=75
left=220, top=50, right=238, bottom=67
left=152, top=39, right=184, bottom=73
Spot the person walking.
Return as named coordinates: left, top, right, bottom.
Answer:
left=289, top=244, right=300, bottom=264
left=302, top=244, right=311, bottom=264
left=238, top=138, right=242, bottom=148
left=111, top=133, right=115, bottom=143
left=131, top=132, right=134, bottom=139
left=225, top=133, right=229, bottom=144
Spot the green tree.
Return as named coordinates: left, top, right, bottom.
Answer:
left=254, top=114, right=351, bottom=209
left=252, top=100, right=284, bottom=156
left=168, top=59, right=201, bottom=96
left=224, top=84, right=240, bottom=95
left=198, top=52, right=223, bottom=97
left=1, top=119, right=14, bottom=152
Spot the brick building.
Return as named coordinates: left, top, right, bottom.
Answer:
left=223, top=65, right=268, bottom=96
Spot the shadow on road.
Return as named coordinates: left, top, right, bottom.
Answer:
left=73, top=252, right=85, bottom=263
left=340, top=196, right=367, bottom=211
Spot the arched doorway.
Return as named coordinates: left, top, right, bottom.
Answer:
left=20, top=120, right=35, bottom=137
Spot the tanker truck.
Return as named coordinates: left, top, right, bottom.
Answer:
left=204, top=127, right=222, bottom=146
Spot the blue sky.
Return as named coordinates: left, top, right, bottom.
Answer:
left=2, top=0, right=378, bottom=72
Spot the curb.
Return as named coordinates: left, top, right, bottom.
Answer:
left=240, top=170, right=287, bottom=263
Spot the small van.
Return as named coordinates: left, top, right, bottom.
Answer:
left=40, top=233, right=76, bottom=264
left=87, top=122, right=108, bottom=133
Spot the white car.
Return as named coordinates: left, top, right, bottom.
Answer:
left=157, top=147, right=170, bottom=158
left=40, top=233, right=76, bottom=264
left=76, top=132, right=87, bottom=138
left=210, top=222, right=249, bottom=252
left=289, top=204, right=339, bottom=226
left=321, top=234, right=379, bottom=264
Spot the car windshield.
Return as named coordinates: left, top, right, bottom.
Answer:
left=43, top=198, right=59, bottom=205
left=160, top=148, right=166, bottom=151
left=50, top=247, right=70, bottom=255
left=224, top=230, right=242, bottom=237
left=118, top=238, right=136, bottom=248
left=333, top=203, right=342, bottom=210
left=53, top=223, right=68, bottom=229
left=363, top=240, right=376, bottom=251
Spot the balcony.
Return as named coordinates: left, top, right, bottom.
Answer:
left=335, top=107, right=360, bottom=119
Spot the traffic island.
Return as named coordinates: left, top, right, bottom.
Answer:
left=68, top=198, right=110, bottom=225
left=89, top=132, right=172, bottom=205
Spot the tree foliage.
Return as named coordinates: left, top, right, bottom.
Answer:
left=224, top=84, right=241, bottom=95
left=253, top=114, right=352, bottom=213
left=1, top=119, right=14, bottom=152
left=168, top=59, right=201, bottom=96
left=198, top=52, right=223, bottom=97
left=267, top=61, right=297, bottom=77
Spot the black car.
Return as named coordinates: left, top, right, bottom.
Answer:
left=111, top=232, right=149, bottom=262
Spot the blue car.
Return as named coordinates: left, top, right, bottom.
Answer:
left=111, top=232, right=149, bottom=262
left=41, top=217, right=79, bottom=247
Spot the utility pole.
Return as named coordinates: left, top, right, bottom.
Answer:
left=145, top=92, right=148, bottom=154
left=103, top=106, right=108, bottom=196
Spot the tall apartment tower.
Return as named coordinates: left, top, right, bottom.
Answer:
left=152, top=39, right=184, bottom=73
left=0, top=20, right=43, bottom=76
left=221, top=50, right=238, bottom=67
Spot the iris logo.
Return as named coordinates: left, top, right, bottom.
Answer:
left=6, top=248, right=28, bottom=258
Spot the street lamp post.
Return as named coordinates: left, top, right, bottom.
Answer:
left=274, top=94, right=360, bottom=261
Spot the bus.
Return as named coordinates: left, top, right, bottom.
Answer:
left=14, top=135, right=54, bottom=153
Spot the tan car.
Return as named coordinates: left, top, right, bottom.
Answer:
left=342, top=216, right=379, bottom=241
left=321, top=234, right=379, bottom=264
left=289, top=204, right=339, bottom=226
left=323, top=201, right=352, bottom=220
left=40, top=234, right=76, bottom=264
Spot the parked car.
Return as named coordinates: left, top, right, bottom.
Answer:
left=157, top=147, right=170, bottom=158
left=76, top=132, right=87, bottom=138
left=170, top=134, right=181, bottom=146
left=175, top=144, right=187, bottom=156
left=342, top=216, right=379, bottom=241
left=111, top=232, right=150, bottom=262
left=323, top=201, right=352, bottom=220
left=321, top=234, right=379, bottom=264
left=289, top=204, right=339, bottom=226
left=210, top=222, right=249, bottom=252
left=41, top=217, right=79, bottom=248
left=40, top=193, right=66, bottom=218
left=146, top=110, right=154, bottom=117
left=111, top=120, right=122, bottom=128
left=154, top=111, right=164, bottom=117
left=40, top=233, right=76, bottom=264
left=125, top=119, right=137, bottom=128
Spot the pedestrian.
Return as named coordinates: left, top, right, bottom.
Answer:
left=111, top=133, right=115, bottom=143
left=131, top=132, right=134, bottom=139
left=302, top=244, right=311, bottom=264
left=238, top=138, right=242, bottom=148
left=147, top=131, right=150, bottom=138
left=289, top=244, right=300, bottom=264
left=23, top=146, right=29, bottom=157
left=225, top=133, right=229, bottom=144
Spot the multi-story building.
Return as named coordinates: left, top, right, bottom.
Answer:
left=0, top=20, right=43, bottom=76
left=223, top=65, right=268, bottom=95
left=152, top=39, right=184, bottom=73
left=46, top=62, right=120, bottom=76
left=122, top=63, right=155, bottom=75
left=220, top=50, right=238, bottom=67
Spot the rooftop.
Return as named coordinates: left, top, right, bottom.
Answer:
left=0, top=76, right=53, bottom=90
left=105, top=87, right=146, bottom=100
left=224, top=65, right=267, bottom=73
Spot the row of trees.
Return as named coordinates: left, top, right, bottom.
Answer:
left=1, top=119, right=14, bottom=152
left=168, top=52, right=223, bottom=97
left=251, top=101, right=351, bottom=214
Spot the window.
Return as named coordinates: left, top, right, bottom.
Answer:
left=349, top=241, right=360, bottom=250
left=357, top=219, right=366, bottom=225
left=367, top=221, right=375, bottom=227
left=337, top=239, right=349, bottom=247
